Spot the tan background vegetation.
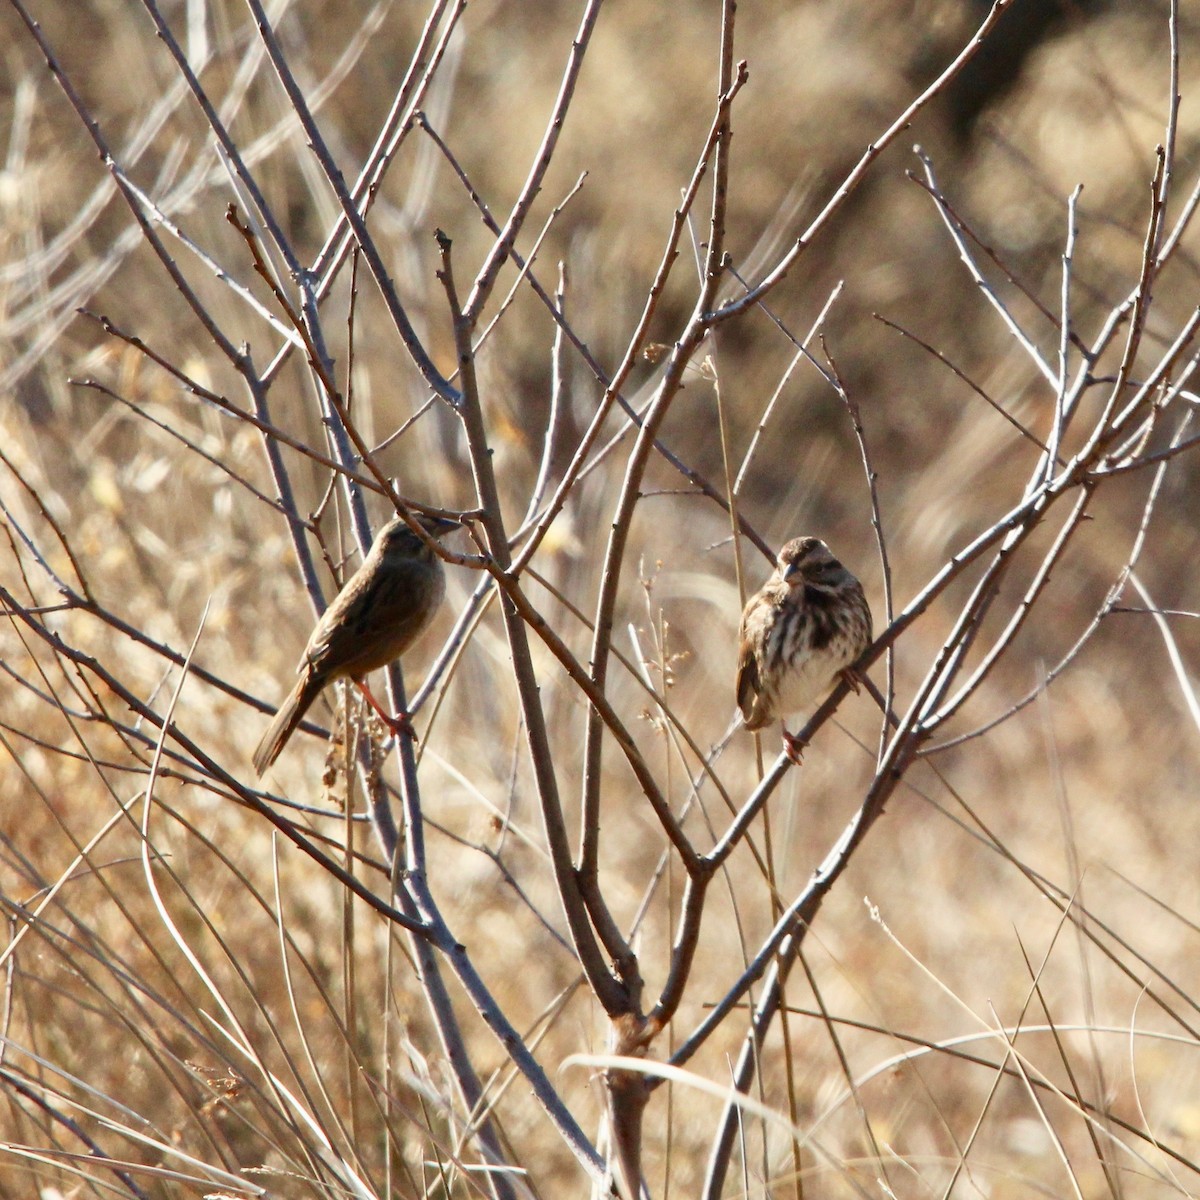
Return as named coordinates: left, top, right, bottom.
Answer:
left=2, top=1, right=1199, bottom=1197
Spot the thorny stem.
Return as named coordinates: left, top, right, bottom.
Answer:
left=597, top=10, right=741, bottom=1196
left=307, top=0, right=466, bottom=298
left=417, top=89, right=772, bottom=564
left=698, top=736, right=921, bottom=1200
left=508, top=60, right=755, bottom=580
left=578, top=49, right=745, bottom=895
left=244, top=0, right=458, bottom=403
left=712, top=0, right=1018, bottom=320
left=434, top=230, right=628, bottom=1016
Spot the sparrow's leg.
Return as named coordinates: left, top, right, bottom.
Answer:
left=355, top=679, right=417, bottom=740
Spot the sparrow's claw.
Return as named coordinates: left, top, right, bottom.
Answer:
left=782, top=728, right=805, bottom=766
left=382, top=711, right=418, bottom=741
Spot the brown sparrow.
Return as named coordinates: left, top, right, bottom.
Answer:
left=253, top=513, right=457, bottom=775
left=736, top=536, right=872, bottom=761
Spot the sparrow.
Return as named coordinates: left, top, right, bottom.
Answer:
left=736, top=535, right=872, bottom=761
left=253, top=513, right=456, bottom=774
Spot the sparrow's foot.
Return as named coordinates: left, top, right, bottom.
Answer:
left=782, top=727, right=805, bottom=766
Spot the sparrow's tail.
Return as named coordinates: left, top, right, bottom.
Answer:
left=253, top=671, right=322, bottom=776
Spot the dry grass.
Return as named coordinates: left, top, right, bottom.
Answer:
left=3, top=1, right=1200, bottom=1197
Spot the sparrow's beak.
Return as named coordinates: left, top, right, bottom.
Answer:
left=418, top=514, right=461, bottom=539
left=782, top=561, right=806, bottom=587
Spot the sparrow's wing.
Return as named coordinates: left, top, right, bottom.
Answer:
left=735, top=592, right=773, bottom=730
left=304, top=555, right=443, bottom=680
left=735, top=641, right=761, bottom=725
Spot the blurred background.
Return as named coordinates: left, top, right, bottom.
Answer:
left=2, top=0, right=1200, bottom=1196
